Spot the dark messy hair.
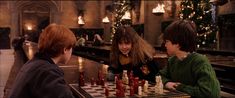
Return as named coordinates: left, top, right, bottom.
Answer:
left=163, top=20, right=197, bottom=52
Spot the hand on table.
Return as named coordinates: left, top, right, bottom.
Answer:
left=165, top=82, right=181, bottom=91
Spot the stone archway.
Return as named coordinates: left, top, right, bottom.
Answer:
left=10, top=1, right=61, bottom=43
left=21, top=4, right=50, bottom=42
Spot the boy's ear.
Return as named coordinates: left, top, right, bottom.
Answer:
left=63, top=48, right=68, bottom=54
left=176, top=43, right=181, bottom=49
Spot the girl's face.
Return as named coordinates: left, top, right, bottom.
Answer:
left=164, top=40, right=179, bottom=56
left=118, top=41, right=132, bottom=56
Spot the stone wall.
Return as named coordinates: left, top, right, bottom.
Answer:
left=1, top=0, right=234, bottom=49
left=0, top=1, right=11, bottom=27
left=143, top=1, right=181, bottom=46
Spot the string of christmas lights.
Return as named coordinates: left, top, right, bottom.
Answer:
left=179, top=0, right=218, bottom=49
left=110, top=0, right=132, bottom=42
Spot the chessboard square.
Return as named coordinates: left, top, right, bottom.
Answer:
left=95, top=88, right=104, bottom=91
left=83, top=87, right=92, bottom=90
left=92, top=94, right=104, bottom=97
left=91, top=85, right=98, bottom=87
left=109, top=89, right=115, bottom=92
left=81, top=85, right=92, bottom=88
left=87, top=91, right=96, bottom=93
left=107, top=84, right=115, bottom=86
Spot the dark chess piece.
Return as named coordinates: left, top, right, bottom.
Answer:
left=116, top=89, right=120, bottom=97
left=96, top=79, right=100, bottom=85
left=128, top=71, right=134, bottom=86
left=116, top=80, right=122, bottom=90
left=130, top=85, right=134, bottom=96
left=134, top=77, right=139, bottom=94
left=98, top=70, right=103, bottom=80
left=117, top=81, right=125, bottom=97
left=105, top=87, right=109, bottom=96
left=114, top=74, right=119, bottom=83
left=141, top=80, right=145, bottom=87
left=79, top=72, right=85, bottom=86
left=129, top=71, right=134, bottom=79
left=90, top=77, right=95, bottom=85
left=101, top=78, right=105, bottom=87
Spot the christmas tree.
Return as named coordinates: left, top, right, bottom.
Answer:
left=179, top=0, right=218, bottom=49
left=111, top=0, right=132, bottom=42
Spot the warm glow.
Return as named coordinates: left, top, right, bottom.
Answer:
left=78, top=57, right=83, bottom=71
left=27, top=26, right=32, bottom=30
left=121, top=11, right=131, bottom=20
left=102, top=64, right=109, bottom=74
left=28, top=46, right=33, bottom=60
left=26, top=25, right=33, bottom=31
left=152, top=4, right=165, bottom=14
left=78, top=57, right=83, bottom=65
left=102, top=16, right=110, bottom=23
left=78, top=16, right=85, bottom=25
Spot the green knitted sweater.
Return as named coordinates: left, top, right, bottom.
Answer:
left=160, top=52, right=220, bottom=98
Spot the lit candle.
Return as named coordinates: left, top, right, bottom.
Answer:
left=102, top=16, right=110, bottom=23
left=152, top=4, right=165, bottom=14
left=78, top=16, right=85, bottom=25
left=121, top=11, right=131, bottom=20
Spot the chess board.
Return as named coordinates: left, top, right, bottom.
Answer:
left=69, top=82, right=190, bottom=98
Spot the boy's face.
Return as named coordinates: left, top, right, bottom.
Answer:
left=164, top=40, right=179, bottom=56
left=60, top=47, right=73, bottom=64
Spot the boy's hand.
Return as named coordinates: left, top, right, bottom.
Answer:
left=165, top=82, right=181, bottom=91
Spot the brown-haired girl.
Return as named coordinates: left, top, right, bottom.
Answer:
left=108, top=26, right=159, bottom=83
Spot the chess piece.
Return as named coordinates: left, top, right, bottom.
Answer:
left=98, top=70, right=103, bottom=82
left=122, top=70, right=129, bottom=85
left=134, top=77, right=139, bottom=94
left=129, top=77, right=133, bottom=86
left=155, top=76, right=163, bottom=94
left=141, top=80, right=145, bottom=87
left=138, top=86, right=142, bottom=96
left=128, top=71, right=134, bottom=86
left=79, top=71, right=85, bottom=86
left=101, top=78, right=105, bottom=87
left=130, top=85, right=134, bottom=96
left=116, top=81, right=125, bottom=97
left=96, top=79, right=100, bottom=85
left=120, top=88, right=125, bottom=97
left=114, top=74, right=119, bottom=83
left=143, top=80, right=148, bottom=92
left=116, top=89, right=120, bottom=97
left=105, top=87, right=109, bottom=96
left=129, top=70, right=134, bottom=78
left=90, top=77, right=95, bottom=85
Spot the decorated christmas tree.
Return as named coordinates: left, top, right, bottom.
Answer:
left=111, top=0, right=132, bottom=42
left=179, top=0, right=218, bottom=49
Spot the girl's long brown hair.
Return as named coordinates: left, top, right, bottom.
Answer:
left=111, top=26, right=156, bottom=68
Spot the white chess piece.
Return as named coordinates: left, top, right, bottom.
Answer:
left=122, top=70, right=129, bottom=84
left=143, top=80, right=148, bottom=92
left=155, top=76, right=164, bottom=94
left=138, top=86, right=142, bottom=96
